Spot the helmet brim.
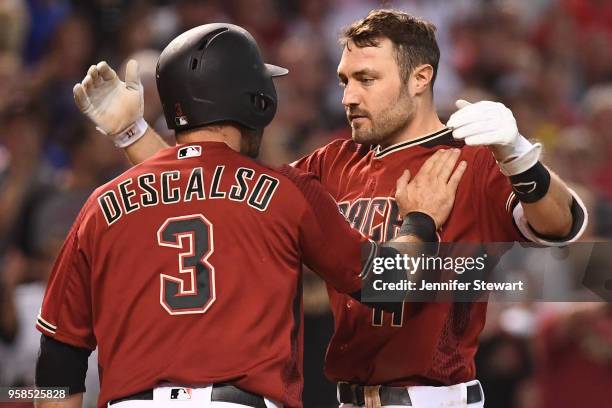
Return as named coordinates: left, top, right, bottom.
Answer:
left=266, top=63, right=289, bottom=77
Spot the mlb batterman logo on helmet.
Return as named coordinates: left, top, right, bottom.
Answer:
left=156, top=23, right=288, bottom=132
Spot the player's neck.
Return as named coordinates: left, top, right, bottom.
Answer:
left=176, top=126, right=241, bottom=152
left=380, top=108, right=445, bottom=149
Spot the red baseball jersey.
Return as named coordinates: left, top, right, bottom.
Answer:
left=293, top=127, right=528, bottom=387
left=36, top=141, right=374, bottom=408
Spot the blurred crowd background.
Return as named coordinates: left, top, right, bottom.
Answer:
left=0, top=0, right=611, bottom=407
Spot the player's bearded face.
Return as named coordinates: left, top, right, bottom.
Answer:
left=338, top=39, right=416, bottom=147
left=350, top=84, right=415, bottom=146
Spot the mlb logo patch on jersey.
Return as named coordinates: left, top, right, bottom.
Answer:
left=178, top=145, right=202, bottom=159
left=170, top=387, right=192, bottom=400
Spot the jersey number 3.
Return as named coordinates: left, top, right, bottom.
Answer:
left=157, top=214, right=215, bottom=315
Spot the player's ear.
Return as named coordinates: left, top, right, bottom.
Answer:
left=411, top=64, right=434, bottom=96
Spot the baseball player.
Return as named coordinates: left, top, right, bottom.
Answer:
left=69, top=10, right=588, bottom=408
left=34, top=23, right=467, bottom=408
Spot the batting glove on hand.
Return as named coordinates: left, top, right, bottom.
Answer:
left=447, top=99, right=541, bottom=176
left=73, top=60, right=147, bottom=148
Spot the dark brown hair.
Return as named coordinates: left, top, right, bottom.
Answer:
left=341, top=9, right=440, bottom=86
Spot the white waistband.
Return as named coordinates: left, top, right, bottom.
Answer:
left=337, top=379, right=484, bottom=408
left=108, top=384, right=282, bottom=408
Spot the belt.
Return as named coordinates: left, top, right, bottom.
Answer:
left=337, top=382, right=483, bottom=406
left=108, top=383, right=267, bottom=407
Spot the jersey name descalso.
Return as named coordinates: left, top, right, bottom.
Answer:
left=97, top=166, right=280, bottom=225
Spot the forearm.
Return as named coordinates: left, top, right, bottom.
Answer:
left=123, top=126, right=169, bottom=164
left=361, top=235, right=431, bottom=310
left=35, top=393, right=82, bottom=408
left=373, top=212, right=438, bottom=286
left=521, top=169, right=573, bottom=238
left=36, top=335, right=91, bottom=407
left=391, top=234, right=423, bottom=244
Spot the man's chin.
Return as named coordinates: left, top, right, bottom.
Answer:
left=351, top=130, right=378, bottom=146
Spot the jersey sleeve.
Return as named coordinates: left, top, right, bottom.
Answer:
left=476, top=149, right=588, bottom=245
left=475, top=149, right=525, bottom=241
left=277, top=165, right=376, bottom=294
left=36, top=203, right=96, bottom=350
left=290, top=145, right=326, bottom=179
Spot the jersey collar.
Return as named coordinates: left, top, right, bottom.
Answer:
left=373, top=127, right=453, bottom=159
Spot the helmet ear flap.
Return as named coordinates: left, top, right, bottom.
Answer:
left=252, top=93, right=274, bottom=113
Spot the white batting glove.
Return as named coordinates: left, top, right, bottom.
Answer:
left=447, top=100, right=542, bottom=176
left=73, top=60, right=147, bottom=148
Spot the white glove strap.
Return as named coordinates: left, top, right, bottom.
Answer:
left=109, top=118, right=148, bottom=148
left=496, top=135, right=542, bottom=176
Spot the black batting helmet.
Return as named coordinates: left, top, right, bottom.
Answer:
left=156, top=23, right=288, bottom=131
